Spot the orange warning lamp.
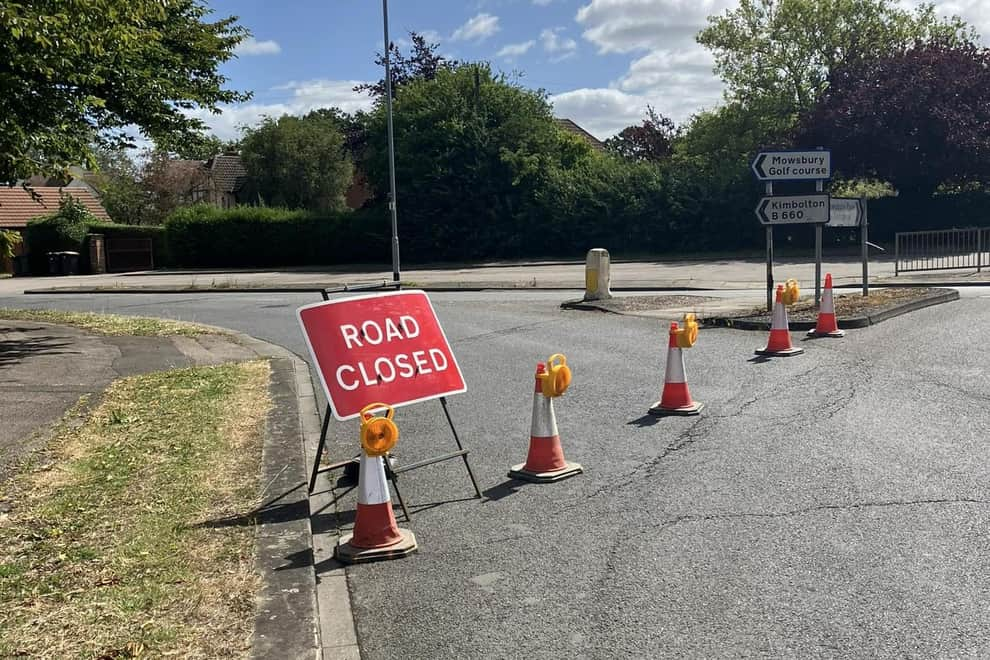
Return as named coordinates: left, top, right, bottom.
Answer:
left=359, top=403, right=399, bottom=457
left=781, top=279, right=801, bottom=305
left=673, top=313, right=699, bottom=348
left=539, top=353, right=572, bottom=398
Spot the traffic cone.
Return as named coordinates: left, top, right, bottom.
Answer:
left=649, top=321, right=703, bottom=416
left=508, top=363, right=583, bottom=483
left=335, top=452, right=417, bottom=563
left=807, top=273, right=845, bottom=338
left=755, top=284, right=804, bottom=357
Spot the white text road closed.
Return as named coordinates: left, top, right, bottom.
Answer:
left=752, top=150, right=831, bottom=181
left=755, top=195, right=831, bottom=225
left=297, top=291, right=466, bottom=420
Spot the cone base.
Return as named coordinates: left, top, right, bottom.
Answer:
left=335, top=528, right=418, bottom=564
left=509, top=461, right=583, bottom=483
left=806, top=329, right=845, bottom=338
left=649, top=400, right=704, bottom=416
left=754, top=346, right=805, bottom=357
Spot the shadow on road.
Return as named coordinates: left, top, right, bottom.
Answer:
left=627, top=414, right=661, bottom=427
left=0, top=329, right=74, bottom=368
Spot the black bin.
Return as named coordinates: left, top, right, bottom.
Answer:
left=61, top=251, right=80, bottom=275
left=47, top=251, right=62, bottom=275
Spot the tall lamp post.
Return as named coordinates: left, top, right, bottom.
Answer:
left=382, top=0, right=400, bottom=284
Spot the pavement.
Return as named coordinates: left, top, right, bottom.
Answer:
left=5, top=255, right=990, bottom=297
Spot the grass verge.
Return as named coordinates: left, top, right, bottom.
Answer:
left=0, top=308, right=223, bottom=336
left=0, top=360, right=271, bottom=658
left=731, top=288, right=939, bottom=322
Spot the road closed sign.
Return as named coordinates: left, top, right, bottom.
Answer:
left=297, top=290, right=466, bottom=420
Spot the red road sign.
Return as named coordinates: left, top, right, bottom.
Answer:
left=297, top=290, right=466, bottom=420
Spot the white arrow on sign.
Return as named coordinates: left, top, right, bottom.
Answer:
left=828, top=198, right=863, bottom=227
left=755, top=195, right=831, bottom=225
left=752, top=150, right=831, bottom=181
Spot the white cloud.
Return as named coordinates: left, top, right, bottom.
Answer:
left=187, top=80, right=373, bottom=140
left=451, top=13, right=501, bottom=42
left=550, top=88, right=649, bottom=139
left=576, top=0, right=733, bottom=54
left=896, top=0, right=990, bottom=42
left=419, top=29, right=443, bottom=44
left=235, top=37, right=282, bottom=56
left=540, top=27, right=578, bottom=60
left=497, top=40, right=536, bottom=58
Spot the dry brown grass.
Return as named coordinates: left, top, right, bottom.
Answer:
left=0, top=361, right=271, bottom=659
left=0, top=308, right=224, bottom=336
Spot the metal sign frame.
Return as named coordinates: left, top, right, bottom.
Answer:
left=303, top=284, right=481, bottom=517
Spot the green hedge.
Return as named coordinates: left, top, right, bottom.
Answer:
left=164, top=204, right=390, bottom=268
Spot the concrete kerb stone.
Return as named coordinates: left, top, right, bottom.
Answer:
left=701, top=288, right=960, bottom=331
left=225, top=329, right=361, bottom=660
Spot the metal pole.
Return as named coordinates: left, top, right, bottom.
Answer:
left=815, top=179, right=823, bottom=306
left=766, top=182, right=774, bottom=312
left=382, top=0, right=400, bottom=283
left=861, top=198, right=869, bottom=296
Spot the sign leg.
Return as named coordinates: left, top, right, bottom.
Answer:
left=440, top=397, right=483, bottom=498
left=308, top=404, right=333, bottom=494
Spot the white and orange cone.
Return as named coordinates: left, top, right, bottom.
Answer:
left=335, top=452, right=417, bottom=563
left=755, top=284, right=804, bottom=357
left=807, top=273, right=845, bottom=338
left=508, top=363, right=583, bottom=483
left=650, top=321, right=703, bottom=416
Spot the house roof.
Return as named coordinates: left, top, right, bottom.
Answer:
left=0, top=186, right=111, bottom=229
left=555, top=118, right=606, bottom=152
left=206, top=153, right=248, bottom=193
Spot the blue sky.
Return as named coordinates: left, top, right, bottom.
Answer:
left=199, top=0, right=989, bottom=141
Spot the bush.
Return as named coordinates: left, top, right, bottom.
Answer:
left=164, top=204, right=390, bottom=268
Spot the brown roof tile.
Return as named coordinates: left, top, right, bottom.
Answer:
left=0, top=186, right=111, bottom=229
left=206, top=153, right=248, bottom=194
left=555, top=118, right=606, bottom=152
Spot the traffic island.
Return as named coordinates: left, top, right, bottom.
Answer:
left=703, top=287, right=959, bottom=330
left=561, top=294, right=717, bottom=314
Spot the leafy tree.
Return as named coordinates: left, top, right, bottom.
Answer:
left=355, top=32, right=458, bottom=103
left=697, top=0, right=972, bottom=115
left=239, top=112, right=354, bottom=212
left=0, top=0, right=249, bottom=183
left=606, top=107, right=678, bottom=163
left=85, top=147, right=150, bottom=225
left=173, top=133, right=241, bottom=161
left=139, top=150, right=210, bottom=225
left=0, top=229, right=22, bottom=261
left=362, top=64, right=592, bottom=259
left=797, top=40, right=990, bottom=197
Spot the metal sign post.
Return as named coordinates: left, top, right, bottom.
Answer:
left=815, top=180, right=824, bottom=306
left=752, top=148, right=832, bottom=311
left=765, top=182, right=773, bottom=312
left=861, top=198, right=869, bottom=296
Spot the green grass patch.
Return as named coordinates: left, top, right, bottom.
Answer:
left=0, top=361, right=271, bottom=658
left=0, top=308, right=223, bottom=336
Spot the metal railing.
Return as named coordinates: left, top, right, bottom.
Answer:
left=895, top=227, right=990, bottom=275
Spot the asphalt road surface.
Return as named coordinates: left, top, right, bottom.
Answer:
left=3, top=289, right=990, bottom=659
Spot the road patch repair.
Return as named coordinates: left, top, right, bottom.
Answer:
left=0, top=310, right=320, bottom=658
left=704, top=286, right=959, bottom=330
